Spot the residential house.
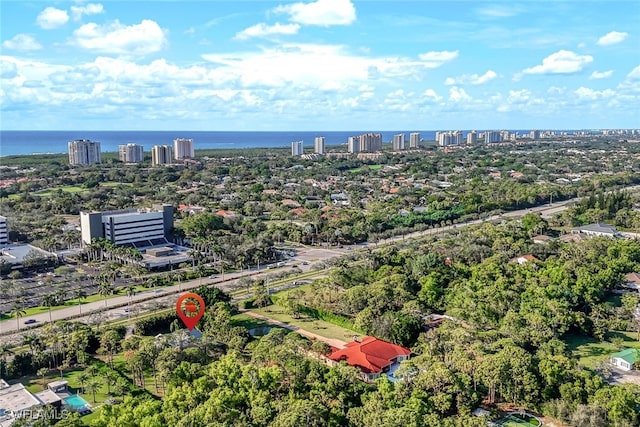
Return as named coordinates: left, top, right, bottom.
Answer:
left=532, top=235, right=553, bottom=244
left=510, top=254, right=540, bottom=265
left=571, top=223, right=621, bottom=238
left=327, top=336, right=411, bottom=382
left=610, top=348, right=640, bottom=371
left=623, top=272, right=640, bottom=292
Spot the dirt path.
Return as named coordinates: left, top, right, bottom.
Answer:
left=241, top=310, right=348, bottom=349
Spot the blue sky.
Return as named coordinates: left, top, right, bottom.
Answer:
left=1, top=0, right=639, bottom=130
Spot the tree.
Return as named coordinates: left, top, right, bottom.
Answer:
left=10, top=302, right=26, bottom=331
left=42, top=293, right=56, bottom=323
left=0, top=345, right=12, bottom=377
left=37, top=367, right=49, bottom=389
left=86, top=378, right=102, bottom=403
left=98, top=282, right=114, bottom=308
left=78, top=371, right=89, bottom=394
left=73, top=288, right=86, bottom=315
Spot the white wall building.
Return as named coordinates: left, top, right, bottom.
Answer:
left=152, top=145, right=173, bottom=166
left=0, top=215, right=8, bottom=245
left=409, top=133, right=420, bottom=148
left=80, top=205, right=174, bottom=247
left=118, top=143, right=144, bottom=163
left=314, top=136, right=325, bottom=154
left=485, top=131, right=502, bottom=143
left=392, top=134, right=405, bottom=150
left=466, top=131, right=478, bottom=145
left=68, top=139, right=101, bottom=165
left=173, top=138, right=194, bottom=160
left=291, top=140, right=304, bottom=156
left=348, top=136, right=360, bottom=153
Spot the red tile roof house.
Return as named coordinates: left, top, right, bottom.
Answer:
left=327, top=336, right=412, bottom=382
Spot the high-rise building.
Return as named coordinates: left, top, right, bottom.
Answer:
left=392, top=134, right=405, bottom=151
left=466, top=131, right=477, bottom=145
left=359, top=133, right=382, bottom=152
left=348, top=136, right=360, bottom=153
left=118, top=143, right=144, bottom=163
left=530, top=130, right=541, bottom=140
left=485, top=131, right=502, bottom=143
left=68, top=139, right=101, bottom=165
left=173, top=138, right=194, bottom=160
left=314, top=137, right=325, bottom=154
left=0, top=215, right=8, bottom=245
left=453, top=130, right=463, bottom=145
left=80, top=205, right=174, bottom=246
left=291, top=140, right=304, bottom=156
left=409, top=133, right=420, bottom=148
left=152, top=145, right=173, bottom=166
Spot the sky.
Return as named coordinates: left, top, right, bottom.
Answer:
left=1, top=0, right=639, bottom=131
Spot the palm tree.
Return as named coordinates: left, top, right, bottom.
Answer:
left=37, top=367, right=49, bottom=389
left=124, top=285, right=136, bottom=316
left=0, top=345, right=12, bottom=377
left=42, top=294, right=56, bottom=323
left=74, top=288, right=86, bottom=315
left=78, top=371, right=89, bottom=394
left=10, top=302, right=26, bottom=331
left=86, top=378, right=102, bottom=403
left=103, top=370, right=116, bottom=396
left=98, top=282, right=113, bottom=308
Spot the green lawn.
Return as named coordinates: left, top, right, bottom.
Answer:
left=251, top=303, right=357, bottom=342
left=566, top=331, right=640, bottom=368
left=231, top=313, right=275, bottom=330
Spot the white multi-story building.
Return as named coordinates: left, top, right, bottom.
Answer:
left=173, top=138, right=194, bottom=160
left=530, top=130, right=541, bottom=140
left=348, top=136, right=360, bottom=153
left=80, top=205, right=174, bottom=246
left=118, top=143, right=144, bottom=163
left=437, top=131, right=462, bottom=147
left=409, top=133, right=420, bottom=148
left=152, top=145, right=173, bottom=166
left=0, top=215, right=8, bottom=245
left=358, top=133, right=382, bottom=152
left=467, top=131, right=477, bottom=145
left=392, top=134, right=405, bottom=151
left=314, top=137, right=325, bottom=154
left=68, top=139, right=101, bottom=166
left=291, top=140, right=304, bottom=156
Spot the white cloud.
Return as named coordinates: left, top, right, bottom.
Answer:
left=423, top=89, right=442, bottom=101
left=627, top=65, right=640, bottom=80
left=70, top=3, right=104, bottom=21
left=574, top=87, right=615, bottom=99
left=522, top=50, right=593, bottom=75
left=589, top=70, right=613, bottom=79
left=476, top=5, right=522, bottom=18
left=418, top=50, right=459, bottom=68
left=2, top=34, right=42, bottom=51
left=201, top=44, right=451, bottom=88
left=235, top=22, right=300, bottom=40
left=445, top=70, right=497, bottom=85
left=274, top=0, right=356, bottom=26
left=448, top=86, right=471, bottom=102
left=596, top=31, right=628, bottom=46
left=36, top=7, right=69, bottom=29
left=71, top=20, right=168, bottom=56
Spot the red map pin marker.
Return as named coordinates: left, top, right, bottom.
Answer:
left=176, top=292, right=205, bottom=331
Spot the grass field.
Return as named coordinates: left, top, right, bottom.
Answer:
left=496, top=413, right=541, bottom=426
left=566, top=331, right=640, bottom=368
left=349, top=164, right=382, bottom=173
left=251, top=303, right=357, bottom=342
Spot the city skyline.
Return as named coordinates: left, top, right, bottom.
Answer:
left=1, top=1, right=639, bottom=131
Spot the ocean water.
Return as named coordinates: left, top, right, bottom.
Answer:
left=0, top=130, right=441, bottom=156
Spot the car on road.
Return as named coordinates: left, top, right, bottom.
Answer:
left=209, top=275, right=217, bottom=279
left=24, top=319, right=37, bottom=324
left=302, top=261, right=309, bottom=265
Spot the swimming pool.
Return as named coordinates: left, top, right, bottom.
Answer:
left=64, top=394, right=91, bottom=411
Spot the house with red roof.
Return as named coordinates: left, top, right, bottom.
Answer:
left=327, top=336, right=412, bottom=382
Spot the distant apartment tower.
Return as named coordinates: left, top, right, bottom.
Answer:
left=314, top=136, right=325, bottom=154
left=291, top=140, right=304, bottom=156
left=409, top=133, right=420, bottom=148
left=437, top=131, right=462, bottom=147
left=348, top=136, right=360, bottom=154
left=151, top=145, right=173, bottom=166
left=392, top=134, right=405, bottom=151
left=529, top=130, right=541, bottom=139
left=118, top=143, right=144, bottom=163
left=0, top=215, right=8, bottom=245
left=485, top=131, right=502, bottom=143
left=68, top=139, right=101, bottom=166
left=173, top=138, right=194, bottom=160
left=466, top=131, right=477, bottom=145
left=359, top=133, right=383, bottom=152
left=80, top=204, right=174, bottom=246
